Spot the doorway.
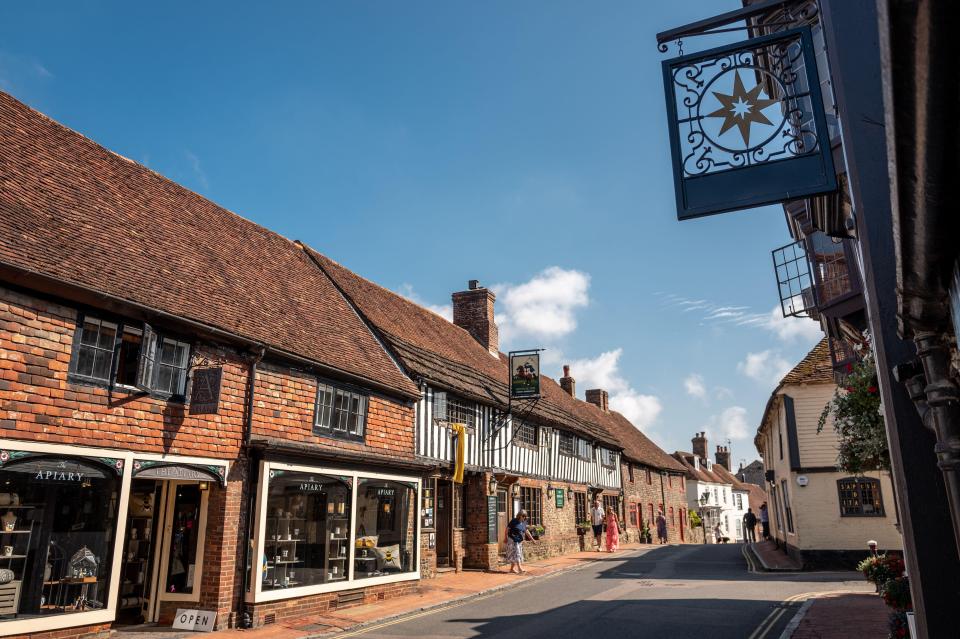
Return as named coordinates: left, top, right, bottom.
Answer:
left=116, top=479, right=209, bottom=626
left=495, top=488, right=508, bottom=558
left=435, top=480, right=452, bottom=568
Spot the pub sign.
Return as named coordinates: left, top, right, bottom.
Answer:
left=509, top=350, right=541, bottom=399
left=662, top=27, right=836, bottom=220
left=189, top=367, right=222, bottom=415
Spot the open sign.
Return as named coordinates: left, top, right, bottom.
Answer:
left=172, top=608, right=217, bottom=632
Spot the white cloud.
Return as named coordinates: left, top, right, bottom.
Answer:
left=396, top=283, right=452, bottom=321
left=659, top=294, right=822, bottom=345
left=568, top=349, right=662, bottom=431
left=737, top=350, right=792, bottom=387
left=493, top=267, right=589, bottom=345
left=684, top=373, right=707, bottom=399
left=708, top=406, right=750, bottom=440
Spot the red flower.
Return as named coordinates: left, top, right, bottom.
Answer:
left=846, top=386, right=854, bottom=393
left=846, top=363, right=854, bottom=372
left=868, top=386, right=878, bottom=393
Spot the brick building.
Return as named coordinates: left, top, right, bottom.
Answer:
left=0, top=90, right=427, bottom=638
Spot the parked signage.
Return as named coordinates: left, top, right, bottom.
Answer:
left=173, top=609, right=217, bottom=632
left=661, top=27, right=836, bottom=220
left=509, top=351, right=541, bottom=399
left=555, top=489, right=565, bottom=508
left=487, top=495, right=498, bottom=543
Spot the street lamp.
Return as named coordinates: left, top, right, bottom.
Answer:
left=488, top=476, right=498, bottom=495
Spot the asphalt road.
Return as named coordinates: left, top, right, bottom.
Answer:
left=344, top=544, right=869, bottom=639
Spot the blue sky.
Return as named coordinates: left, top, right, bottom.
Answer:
left=0, top=1, right=822, bottom=464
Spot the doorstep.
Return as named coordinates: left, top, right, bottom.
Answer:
left=201, top=543, right=648, bottom=639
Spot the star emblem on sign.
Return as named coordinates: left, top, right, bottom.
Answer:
left=706, top=71, right=779, bottom=146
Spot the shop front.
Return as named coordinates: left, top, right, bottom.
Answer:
left=246, top=461, right=421, bottom=625
left=0, top=440, right=229, bottom=638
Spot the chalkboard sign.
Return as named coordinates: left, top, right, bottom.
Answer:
left=555, top=489, right=565, bottom=508
left=487, top=495, right=498, bottom=543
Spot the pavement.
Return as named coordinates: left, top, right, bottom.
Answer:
left=111, top=543, right=884, bottom=639
left=784, top=592, right=890, bottom=639
left=746, top=539, right=803, bottom=571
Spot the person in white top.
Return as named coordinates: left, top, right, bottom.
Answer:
left=590, top=499, right=606, bottom=552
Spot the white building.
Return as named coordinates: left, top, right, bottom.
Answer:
left=673, top=435, right=748, bottom=542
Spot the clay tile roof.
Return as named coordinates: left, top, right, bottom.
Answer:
left=779, top=338, right=833, bottom=386
left=0, top=90, right=418, bottom=398
left=671, top=451, right=733, bottom=485
left=592, top=408, right=686, bottom=472
left=306, top=248, right=629, bottom=448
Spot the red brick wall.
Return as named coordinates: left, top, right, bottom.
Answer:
left=621, top=462, right=691, bottom=544
left=0, top=286, right=246, bottom=458
left=251, top=364, right=415, bottom=459
left=246, top=580, right=420, bottom=626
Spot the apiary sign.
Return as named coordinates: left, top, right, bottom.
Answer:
left=662, top=27, right=836, bottom=220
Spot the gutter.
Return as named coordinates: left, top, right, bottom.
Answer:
left=0, top=260, right=420, bottom=402
left=238, top=345, right=266, bottom=629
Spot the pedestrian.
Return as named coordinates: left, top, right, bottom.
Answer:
left=504, top=509, right=535, bottom=574
left=713, top=522, right=728, bottom=544
left=759, top=502, right=770, bottom=541
left=605, top=506, right=621, bottom=552
left=655, top=510, right=668, bottom=544
left=743, top=507, right=758, bottom=543
left=590, top=498, right=605, bottom=552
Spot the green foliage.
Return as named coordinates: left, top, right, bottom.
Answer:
left=858, top=553, right=904, bottom=586
left=688, top=510, right=702, bottom=528
left=888, top=611, right=910, bottom=638
left=818, top=355, right=890, bottom=473
left=881, top=575, right=912, bottom=612
left=529, top=524, right=545, bottom=537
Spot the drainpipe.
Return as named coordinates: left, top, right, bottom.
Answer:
left=912, top=333, right=960, bottom=558
left=239, top=345, right=266, bottom=629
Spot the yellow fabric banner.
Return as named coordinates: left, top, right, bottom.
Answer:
left=451, top=422, right=466, bottom=484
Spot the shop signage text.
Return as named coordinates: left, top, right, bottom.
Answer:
left=189, top=367, right=222, bottom=415
left=34, top=470, right=84, bottom=482
left=173, top=608, right=217, bottom=632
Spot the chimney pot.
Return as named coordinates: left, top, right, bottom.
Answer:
left=468, top=279, right=480, bottom=290
left=560, top=365, right=576, bottom=397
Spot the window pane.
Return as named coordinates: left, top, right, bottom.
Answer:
left=81, top=320, right=101, bottom=346
left=0, top=456, right=121, bottom=620
left=75, top=346, right=95, bottom=378
left=261, top=471, right=352, bottom=590
left=92, top=348, right=113, bottom=381
left=355, top=479, right=416, bottom=580
left=96, top=322, right=117, bottom=350
left=156, top=365, right=174, bottom=395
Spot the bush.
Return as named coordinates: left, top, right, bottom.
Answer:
left=881, top=575, right=912, bottom=612
left=858, top=553, right=904, bottom=586
left=888, top=611, right=910, bottom=639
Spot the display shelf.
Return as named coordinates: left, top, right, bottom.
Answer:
left=0, top=530, right=31, bottom=534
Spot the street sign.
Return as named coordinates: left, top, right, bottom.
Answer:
left=509, top=351, right=541, bottom=399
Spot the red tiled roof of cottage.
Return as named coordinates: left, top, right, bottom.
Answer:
left=671, top=451, right=734, bottom=485
left=0, top=90, right=418, bottom=398
left=307, top=248, right=648, bottom=450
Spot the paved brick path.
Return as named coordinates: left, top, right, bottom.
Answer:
left=751, top=539, right=802, bottom=570
left=790, top=593, right=889, bottom=639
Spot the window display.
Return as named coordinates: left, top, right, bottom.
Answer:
left=262, top=471, right=352, bottom=590
left=0, top=454, right=121, bottom=621
left=354, top=479, right=415, bottom=580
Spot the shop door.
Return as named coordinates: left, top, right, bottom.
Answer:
left=435, top=481, right=452, bottom=567
left=119, top=480, right=208, bottom=625
left=495, top=489, right=508, bottom=557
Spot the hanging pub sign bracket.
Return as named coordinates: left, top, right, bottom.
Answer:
left=485, top=349, right=543, bottom=444
left=661, top=26, right=836, bottom=220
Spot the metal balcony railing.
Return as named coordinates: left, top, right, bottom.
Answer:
left=772, top=240, right=817, bottom=318
left=807, top=232, right=857, bottom=307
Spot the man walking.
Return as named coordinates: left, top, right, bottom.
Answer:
left=590, top=498, right=605, bottom=552
left=743, top=507, right=757, bottom=543
left=759, top=502, right=770, bottom=541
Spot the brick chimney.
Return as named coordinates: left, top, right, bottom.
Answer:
left=692, top=432, right=707, bottom=461
left=715, top=445, right=731, bottom=471
left=452, top=280, right=499, bottom=356
left=585, top=389, right=609, bottom=412
left=559, top=365, right=576, bottom=397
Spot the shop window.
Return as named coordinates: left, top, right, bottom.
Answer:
left=514, top=422, right=538, bottom=447
left=354, top=479, right=416, bottom=580
left=420, top=479, right=435, bottom=530
left=519, top=487, right=541, bottom=525
left=558, top=432, right=575, bottom=456
left=0, top=454, right=121, bottom=621
left=262, top=471, right=352, bottom=589
left=574, top=492, right=587, bottom=525
left=70, top=315, right=190, bottom=398
left=837, top=477, right=884, bottom=517
left=314, top=382, right=368, bottom=440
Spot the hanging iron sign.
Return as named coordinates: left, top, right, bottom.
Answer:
left=662, top=26, right=836, bottom=220
left=509, top=350, right=541, bottom=399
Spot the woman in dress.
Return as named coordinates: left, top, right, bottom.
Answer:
left=656, top=510, right=668, bottom=544
left=504, top=509, right=535, bottom=574
left=604, top=506, right=620, bottom=552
